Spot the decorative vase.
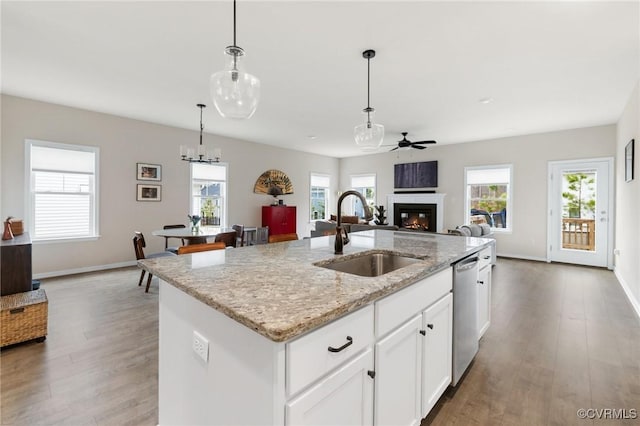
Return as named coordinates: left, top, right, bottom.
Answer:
left=191, top=220, right=201, bottom=233
left=2, top=220, right=14, bottom=240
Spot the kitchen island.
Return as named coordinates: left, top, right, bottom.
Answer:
left=139, top=230, right=493, bottom=425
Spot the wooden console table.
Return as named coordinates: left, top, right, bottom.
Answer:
left=1, top=232, right=33, bottom=296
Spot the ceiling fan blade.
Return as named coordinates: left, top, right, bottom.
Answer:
left=412, top=145, right=427, bottom=150
left=390, top=147, right=399, bottom=151
left=412, top=140, right=437, bottom=145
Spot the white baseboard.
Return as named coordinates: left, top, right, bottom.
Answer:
left=34, top=260, right=137, bottom=279
left=496, top=253, right=548, bottom=262
left=614, top=267, right=640, bottom=320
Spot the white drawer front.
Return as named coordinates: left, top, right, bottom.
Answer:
left=287, top=304, right=374, bottom=397
left=375, top=268, right=452, bottom=338
left=478, top=247, right=492, bottom=270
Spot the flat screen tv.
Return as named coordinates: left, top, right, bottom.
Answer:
left=394, top=161, right=438, bottom=189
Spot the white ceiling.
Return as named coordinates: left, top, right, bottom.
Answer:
left=2, top=1, right=639, bottom=158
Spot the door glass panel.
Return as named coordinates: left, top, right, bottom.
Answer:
left=561, top=170, right=596, bottom=251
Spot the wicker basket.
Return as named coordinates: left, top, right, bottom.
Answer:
left=1, top=289, right=48, bottom=347
left=10, top=219, right=24, bottom=236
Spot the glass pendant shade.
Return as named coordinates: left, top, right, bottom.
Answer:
left=354, top=110, right=384, bottom=152
left=210, top=47, right=261, bottom=120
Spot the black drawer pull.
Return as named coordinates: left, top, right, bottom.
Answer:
left=367, top=370, right=376, bottom=379
left=427, top=324, right=434, bottom=329
left=419, top=330, right=426, bottom=336
left=478, top=280, right=484, bottom=285
left=483, top=256, right=491, bottom=260
left=328, top=336, right=353, bottom=353
left=9, top=308, right=25, bottom=315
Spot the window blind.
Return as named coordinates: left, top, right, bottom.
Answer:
left=29, top=141, right=98, bottom=241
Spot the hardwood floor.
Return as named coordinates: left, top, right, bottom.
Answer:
left=1, top=259, right=638, bottom=425
left=423, top=259, right=640, bottom=426
left=0, top=268, right=158, bottom=426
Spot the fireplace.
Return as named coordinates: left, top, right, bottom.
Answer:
left=394, top=203, right=437, bottom=232
left=386, top=193, right=446, bottom=233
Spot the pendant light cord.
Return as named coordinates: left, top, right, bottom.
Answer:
left=199, top=105, right=204, bottom=147
left=233, top=0, right=237, bottom=47
left=366, top=56, right=371, bottom=126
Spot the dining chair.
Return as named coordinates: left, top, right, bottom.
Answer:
left=133, top=231, right=175, bottom=293
left=177, top=241, right=226, bottom=254
left=214, top=230, right=238, bottom=248
left=163, top=224, right=186, bottom=254
left=186, top=237, right=208, bottom=245
left=268, top=233, right=298, bottom=243
left=231, top=224, right=245, bottom=247
left=255, top=227, right=269, bottom=245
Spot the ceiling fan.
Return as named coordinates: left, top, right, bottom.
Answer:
left=387, top=132, right=437, bottom=151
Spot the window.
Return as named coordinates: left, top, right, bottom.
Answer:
left=310, top=173, right=330, bottom=221
left=464, top=165, right=512, bottom=230
left=191, top=163, right=227, bottom=228
left=27, top=140, right=99, bottom=241
left=350, top=174, right=376, bottom=219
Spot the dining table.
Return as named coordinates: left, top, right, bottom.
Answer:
left=152, top=227, right=235, bottom=245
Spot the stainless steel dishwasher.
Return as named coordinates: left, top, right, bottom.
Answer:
left=452, top=253, right=479, bottom=386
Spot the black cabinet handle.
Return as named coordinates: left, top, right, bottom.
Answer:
left=9, top=308, right=24, bottom=315
left=483, top=256, right=491, bottom=260
left=478, top=280, right=484, bottom=285
left=328, top=336, right=353, bottom=353
left=419, top=330, right=426, bottom=336
left=427, top=324, right=434, bottom=329
left=367, top=370, right=376, bottom=379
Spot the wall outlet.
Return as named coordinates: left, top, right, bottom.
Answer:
left=613, top=248, right=621, bottom=256
left=192, top=331, right=209, bottom=362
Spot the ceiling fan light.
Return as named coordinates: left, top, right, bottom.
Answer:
left=210, top=47, right=261, bottom=119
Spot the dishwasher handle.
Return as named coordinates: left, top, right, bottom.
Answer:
left=456, top=256, right=479, bottom=272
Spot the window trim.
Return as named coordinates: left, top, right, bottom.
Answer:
left=189, top=162, right=229, bottom=229
left=25, top=139, right=100, bottom=242
left=309, top=172, right=331, bottom=222
left=349, top=173, right=376, bottom=217
left=463, top=164, right=513, bottom=233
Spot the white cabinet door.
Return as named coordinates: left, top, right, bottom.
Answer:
left=374, top=314, right=423, bottom=426
left=477, top=265, right=491, bottom=339
left=286, top=348, right=373, bottom=426
left=421, top=293, right=452, bottom=418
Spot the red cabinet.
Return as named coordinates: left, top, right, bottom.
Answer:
left=262, top=206, right=296, bottom=236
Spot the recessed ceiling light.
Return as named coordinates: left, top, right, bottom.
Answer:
left=307, top=135, right=317, bottom=140
left=479, top=97, right=494, bottom=104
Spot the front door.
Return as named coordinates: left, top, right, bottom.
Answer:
left=547, top=158, right=613, bottom=268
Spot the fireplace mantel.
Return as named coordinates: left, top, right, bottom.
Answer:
left=387, top=193, right=446, bottom=233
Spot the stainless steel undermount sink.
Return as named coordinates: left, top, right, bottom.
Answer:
left=315, top=252, right=421, bottom=277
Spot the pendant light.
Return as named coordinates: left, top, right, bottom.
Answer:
left=210, top=0, right=260, bottom=120
left=354, top=49, right=384, bottom=152
left=180, top=104, right=221, bottom=164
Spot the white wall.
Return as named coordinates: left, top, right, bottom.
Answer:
left=1, top=95, right=339, bottom=276
left=340, top=125, right=616, bottom=261
left=614, top=81, right=640, bottom=316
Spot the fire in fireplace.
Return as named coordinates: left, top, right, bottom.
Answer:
left=394, top=203, right=437, bottom=232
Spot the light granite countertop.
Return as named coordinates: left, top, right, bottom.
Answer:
left=139, top=230, right=493, bottom=343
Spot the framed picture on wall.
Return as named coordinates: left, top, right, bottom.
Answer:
left=137, top=163, right=162, bottom=181
left=625, top=139, right=634, bottom=182
left=137, top=184, right=162, bottom=202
